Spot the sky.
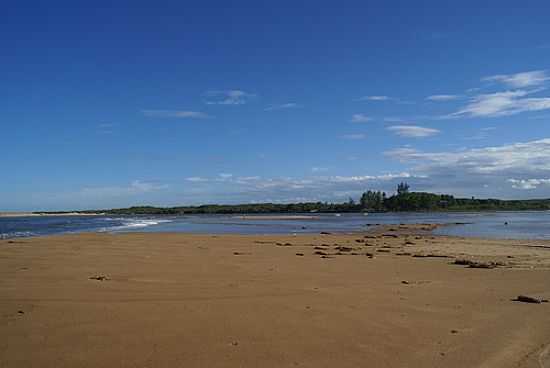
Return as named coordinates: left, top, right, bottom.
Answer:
left=2, top=0, right=550, bottom=211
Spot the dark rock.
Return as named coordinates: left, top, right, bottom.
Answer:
left=295, top=253, right=304, bottom=256
left=320, top=232, right=332, bottom=235
left=514, top=295, right=546, bottom=304
left=89, top=275, right=110, bottom=281
left=314, top=251, right=328, bottom=256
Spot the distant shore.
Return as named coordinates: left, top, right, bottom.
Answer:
left=0, top=212, right=104, bottom=218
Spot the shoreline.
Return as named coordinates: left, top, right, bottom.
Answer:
left=0, top=212, right=104, bottom=218
left=2, top=225, right=550, bottom=367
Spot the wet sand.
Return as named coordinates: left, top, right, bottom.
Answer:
left=2, top=225, right=550, bottom=367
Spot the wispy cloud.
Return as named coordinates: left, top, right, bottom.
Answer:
left=356, top=95, right=390, bottom=101
left=482, top=70, right=549, bottom=88
left=387, top=125, right=440, bottom=138
left=142, top=110, right=211, bottom=119
left=264, top=103, right=301, bottom=111
left=182, top=172, right=417, bottom=202
left=311, top=167, right=329, bottom=173
left=341, top=133, right=366, bottom=140
left=350, top=114, right=371, bottom=123
left=81, top=180, right=168, bottom=197
left=426, top=94, right=460, bottom=101
left=186, top=177, right=209, bottom=182
left=204, top=90, right=255, bottom=105
left=449, top=90, right=550, bottom=118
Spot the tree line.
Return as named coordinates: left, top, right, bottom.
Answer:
left=50, top=182, right=550, bottom=215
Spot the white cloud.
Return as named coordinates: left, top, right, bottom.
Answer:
left=508, top=178, right=550, bottom=190
left=264, top=103, right=301, bottom=111
left=341, top=133, right=366, bottom=140
left=356, top=95, right=390, bottom=101
left=387, top=125, right=440, bottom=138
left=382, top=138, right=550, bottom=197
left=450, top=90, right=550, bottom=118
left=426, top=94, right=460, bottom=101
left=218, top=173, right=233, bottom=179
left=204, top=90, right=255, bottom=105
left=142, top=110, right=211, bottom=119
left=186, top=177, right=209, bottom=182
left=482, top=70, right=549, bottom=88
left=350, top=114, right=372, bottom=123
left=386, top=138, right=550, bottom=178
left=311, top=167, right=329, bottom=172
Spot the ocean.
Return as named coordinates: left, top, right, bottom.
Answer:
left=2, top=211, right=550, bottom=240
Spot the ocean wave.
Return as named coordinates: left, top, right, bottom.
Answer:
left=0, top=231, right=35, bottom=239
left=98, top=218, right=173, bottom=232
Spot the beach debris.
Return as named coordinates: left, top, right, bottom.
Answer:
left=321, top=255, right=334, bottom=259
left=366, top=253, right=374, bottom=258
left=295, top=253, right=304, bottom=256
left=513, top=295, right=549, bottom=304
left=313, top=246, right=328, bottom=250
left=453, top=259, right=504, bottom=269
left=17, top=310, right=24, bottom=315
left=314, top=251, right=328, bottom=256
left=413, top=253, right=450, bottom=258
left=89, top=275, right=110, bottom=281
left=233, top=252, right=252, bottom=256
left=450, top=329, right=459, bottom=334
left=401, top=280, right=410, bottom=285
left=355, top=239, right=365, bottom=243
left=377, top=249, right=391, bottom=253
left=320, top=232, right=332, bottom=235
left=395, top=252, right=412, bottom=256
left=334, top=246, right=353, bottom=252
left=405, top=241, right=415, bottom=245
left=383, top=234, right=399, bottom=238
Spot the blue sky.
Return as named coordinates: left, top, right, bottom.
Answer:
left=2, top=1, right=550, bottom=211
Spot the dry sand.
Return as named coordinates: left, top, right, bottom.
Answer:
left=2, top=224, right=550, bottom=367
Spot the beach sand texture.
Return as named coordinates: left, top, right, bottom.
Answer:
left=2, top=225, right=550, bottom=367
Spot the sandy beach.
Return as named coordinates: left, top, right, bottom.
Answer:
left=2, top=224, right=550, bottom=367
